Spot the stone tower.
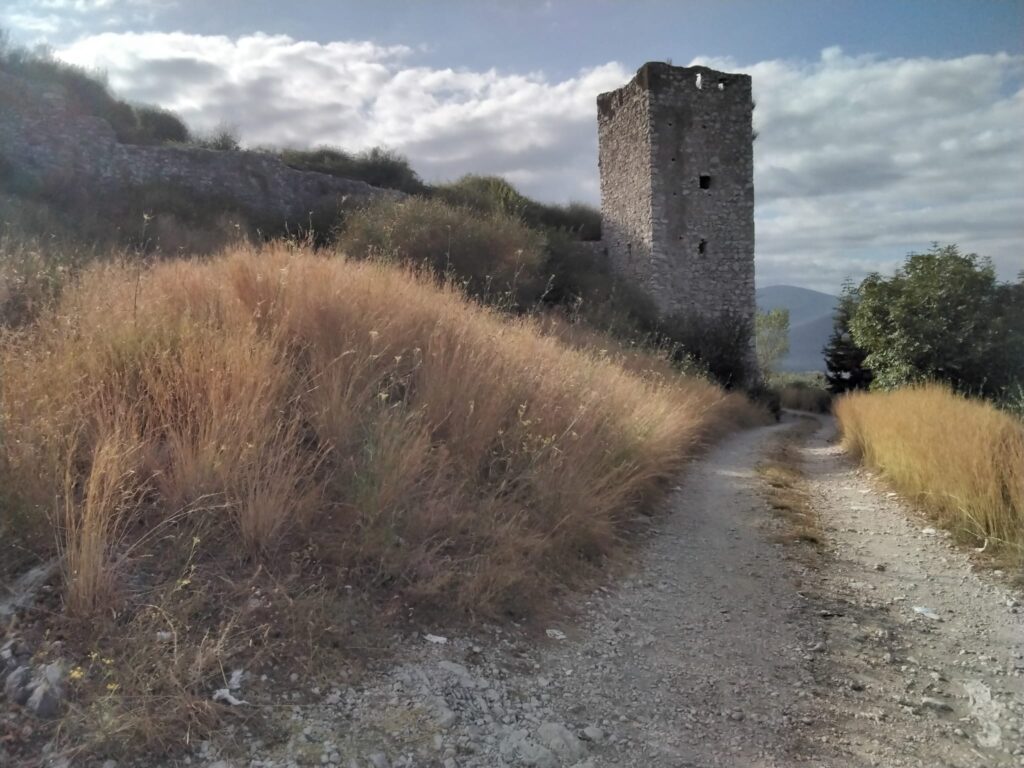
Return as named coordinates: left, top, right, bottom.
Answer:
left=597, top=62, right=756, bottom=374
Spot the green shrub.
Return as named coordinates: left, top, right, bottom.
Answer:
left=134, top=105, right=191, bottom=144
left=0, top=179, right=259, bottom=259
left=540, top=230, right=658, bottom=332
left=747, top=381, right=782, bottom=421
left=279, top=146, right=425, bottom=194
left=192, top=126, right=242, bottom=151
left=0, top=234, right=93, bottom=327
left=336, top=197, right=547, bottom=307
left=850, top=244, right=1023, bottom=399
left=661, top=310, right=754, bottom=389
left=433, top=175, right=600, bottom=240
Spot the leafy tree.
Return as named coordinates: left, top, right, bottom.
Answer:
left=849, top=244, right=1023, bottom=398
left=823, top=281, right=872, bottom=393
left=755, top=307, right=789, bottom=376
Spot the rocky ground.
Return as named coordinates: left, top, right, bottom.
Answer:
left=4, top=414, right=1022, bottom=767
left=799, top=414, right=1023, bottom=766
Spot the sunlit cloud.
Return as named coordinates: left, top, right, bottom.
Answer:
left=44, top=33, right=1024, bottom=290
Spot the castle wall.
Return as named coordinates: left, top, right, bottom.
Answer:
left=597, top=78, right=655, bottom=299
left=597, top=62, right=757, bottom=380
left=647, top=65, right=755, bottom=323
left=0, top=71, right=397, bottom=222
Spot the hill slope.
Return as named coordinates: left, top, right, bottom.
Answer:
left=756, top=285, right=838, bottom=372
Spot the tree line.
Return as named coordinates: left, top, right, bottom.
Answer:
left=824, top=244, right=1024, bottom=405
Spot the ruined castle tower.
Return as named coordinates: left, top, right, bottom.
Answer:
left=597, top=62, right=756, bottom=373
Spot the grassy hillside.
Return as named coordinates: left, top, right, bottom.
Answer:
left=0, top=240, right=757, bottom=754
left=835, top=385, right=1023, bottom=567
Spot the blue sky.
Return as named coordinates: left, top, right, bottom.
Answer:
left=3, top=0, right=1022, bottom=291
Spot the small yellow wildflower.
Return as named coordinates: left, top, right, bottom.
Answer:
left=106, top=682, right=120, bottom=692
left=69, top=667, right=84, bottom=681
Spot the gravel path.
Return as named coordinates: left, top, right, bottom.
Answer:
left=188, top=419, right=828, bottom=768
left=799, top=413, right=1023, bottom=767
left=61, top=414, right=1024, bottom=767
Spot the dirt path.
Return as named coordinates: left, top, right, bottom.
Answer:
left=131, top=415, right=1022, bottom=768
left=799, top=413, right=1024, bottom=767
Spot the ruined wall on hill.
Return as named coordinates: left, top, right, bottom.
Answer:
left=0, top=71, right=397, bottom=222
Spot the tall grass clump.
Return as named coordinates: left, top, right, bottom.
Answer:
left=778, top=381, right=832, bottom=413
left=835, top=384, right=1024, bottom=565
left=1, top=241, right=750, bottom=621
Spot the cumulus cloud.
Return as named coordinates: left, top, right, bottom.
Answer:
left=50, top=33, right=1024, bottom=290
left=703, top=47, right=1024, bottom=288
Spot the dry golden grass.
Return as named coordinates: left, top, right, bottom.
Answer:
left=778, top=382, right=831, bottom=413
left=757, top=417, right=823, bottom=550
left=1, top=240, right=753, bottom=619
left=835, top=384, right=1024, bottom=565
left=0, top=240, right=761, bottom=757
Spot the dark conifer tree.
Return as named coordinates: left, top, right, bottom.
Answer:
left=824, top=281, right=872, bottom=393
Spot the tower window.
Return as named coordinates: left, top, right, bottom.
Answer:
left=695, top=73, right=703, bottom=90
left=698, top=239, right=707, bottom=255
left=717, top=79, right=727, bottom=91
left=699, top=174, right=711, bottom=189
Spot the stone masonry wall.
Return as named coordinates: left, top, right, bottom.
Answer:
left=0, top=71, right=397, bottom=223
left=648, top=64, right=755, bottom=322
left=597, top=62, right=756, bottom=375
left=597, top=78, right=654, bottom=295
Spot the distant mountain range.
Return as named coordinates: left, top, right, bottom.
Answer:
left=756, top=285, right=839, bottom=373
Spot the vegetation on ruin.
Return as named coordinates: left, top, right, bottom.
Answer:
left=0, top=32, right=191, bottom=146
left=278, top=145, right=428, bottom=194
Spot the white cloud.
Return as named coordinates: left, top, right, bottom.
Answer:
left=700, top=48, right=1024, bottom=288
left=4, top=12, right=64, bottom=35
left=2, top=0, right=175, bottom=41
left=50, top=33, right=1024, bottom=291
